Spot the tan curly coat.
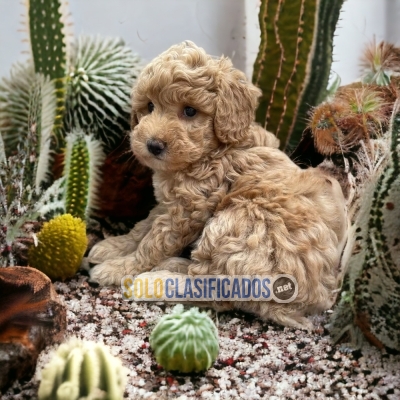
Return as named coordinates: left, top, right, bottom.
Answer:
left=88, top=41, right=348, bottom=330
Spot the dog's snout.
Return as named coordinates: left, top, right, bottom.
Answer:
left=147, top=139, right=166, bottom=156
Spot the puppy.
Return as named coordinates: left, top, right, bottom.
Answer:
left=89, top=41, right=347, bottom=330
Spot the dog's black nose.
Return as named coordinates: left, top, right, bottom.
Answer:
left=147, top=139, right=166, bottom=156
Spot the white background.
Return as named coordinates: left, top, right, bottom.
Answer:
left=0, top=0, right=398, bottom=84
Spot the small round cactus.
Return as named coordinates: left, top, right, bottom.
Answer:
left=28, top=214, right=87, bottom=280
left=149, top=305, right=219, bottom=373
left=38, top=337, right=128, bottom=400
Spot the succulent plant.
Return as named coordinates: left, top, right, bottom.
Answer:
left=309, top=85, right=394, bottom=156
left=0, top=79, right=53, bottom=266
left=28, top=214, right=87, bottom=280
left=252, top=0, right=344, bottom=151
left=328, top=99, right=400, bottom=351
left=63, top=130, right=105, bottom=220
left=38, top=337, right=128, bottom=400
left=361, top=40, right=400, bottom=85
left=28, top=0, right=68, bottom=142
left=0, top=0, right=144, bottom=265
left=64, top=35, right=141, bottom=151
left=0, top=62, right=36, bottom=152
left=149, top=305, right=219, bottom=373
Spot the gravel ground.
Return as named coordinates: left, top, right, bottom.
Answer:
left=3, top=272, right=400, bottom=400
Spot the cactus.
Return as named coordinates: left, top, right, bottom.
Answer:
left=309, top=84, right=394, bottom=156
left=252, top=0, right=344, bottom=151
left=0, top=63, right=36, bottom=152
left=63, top=131, right=105, bottom=220
left=38, top=337, right=128, bottom=400
left=0, top=0, right=145, bottom=265
left=28, top=0, right=68, bottom=141
left=28, top=214, right=87, bottom=280
left=303, top=41, right=400, bottom=350
left=361, top=40, right=400, bottom=85
left=149, top=305, right=219, bottom=373
left=65, top=35, right=141, bottom=150
left=0, top=77, right=52, bottom=266
left=328, top=100, right=400, bottom=351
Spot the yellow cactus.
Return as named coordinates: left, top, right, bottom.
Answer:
left=29, top=214, right=87, bottom=280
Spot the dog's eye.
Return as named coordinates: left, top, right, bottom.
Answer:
left=148, top=102, right=155, bottom=113
left=183, top=106, right=197, bottom=117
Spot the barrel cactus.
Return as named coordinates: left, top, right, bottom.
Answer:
left=28, top=214, right=87, bottom=280
left=149, top=305, right=219, bottom=373
left=38, top=337, right=128, bottom=400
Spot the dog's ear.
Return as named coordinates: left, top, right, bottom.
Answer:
left=214, top=59, right=262, bottom=144
left=130, top=110, right=139, bottom=130
left=130, top=86, right=140, bottom=129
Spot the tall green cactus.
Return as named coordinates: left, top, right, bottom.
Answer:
left=29, top=0, right=67, bottom=140
left=329, top=100, right=400, bottom=351
left=63, top=131, right=105, bottom=220
left=304, top=41, right=400, bottom=350
left=253, top=0, right=344, bottom=151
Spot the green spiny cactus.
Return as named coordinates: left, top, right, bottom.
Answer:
left=150, top=305, right=219, bottom=373
left=329, top=101, right=400, bottom=351
left=38, top=337, right=128, bottom=400
left=63, top=131, right=105, bottom=220
left=0, top=66, right=57, bottom=188
left=28, top=213, right=87, bottom=280
left=64, top=35, right=141, bottom=150
left=1, top=0, right=143, bottom=265
left=28, top=0, right=68, bottom=140
left=0, top=63, right=35, bottom=152
left=252, top=0, right=344, bottom=151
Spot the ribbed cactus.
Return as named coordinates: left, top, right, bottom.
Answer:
left=38, top=337, right=128, bottom=400
left=64, top=35, right=141, bottom=150
left=302, top=42, right=400, bottom=350
left=28, top=214, right=87, bottom=280
left=63, top=131, right=105, bottom=220
left=150, top=305, right=219, bottom=373
left=252, top=0, right=344, bottom=151
left=329, top=100, right=400, bottom=351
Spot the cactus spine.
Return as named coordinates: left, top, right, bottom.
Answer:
left=252, top=0, right=344, bottom=151
left=38, top=337, right=128, bottom=400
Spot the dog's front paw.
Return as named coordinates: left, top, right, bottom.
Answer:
left=87, top=236, right=134, bottom=265
left=89, top=256, right=140, bottom=286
